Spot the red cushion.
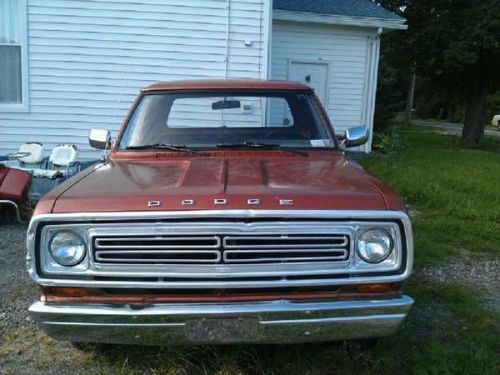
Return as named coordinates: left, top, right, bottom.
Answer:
left=0, top=168, right=31, bottom=204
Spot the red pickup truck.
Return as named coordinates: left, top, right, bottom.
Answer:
left=27, top=80, right=413, bottom=345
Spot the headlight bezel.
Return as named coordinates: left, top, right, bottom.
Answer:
left=356, top=227, right=394, bottom=264
left=353, top=224, right=401, bottom=270
left=39, top=225, right=91, bottom=274
left=49, top=230, right=87, bottom=267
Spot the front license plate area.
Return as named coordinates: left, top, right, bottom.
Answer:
left=185, top=317, right=260, bottom=343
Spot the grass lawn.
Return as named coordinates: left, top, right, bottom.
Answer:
left=1, top=128, right=499, bottom=374
left=361, top=127, right=500, bottom=265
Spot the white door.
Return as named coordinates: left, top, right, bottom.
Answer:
left=289, top=62, right=329, bottom=105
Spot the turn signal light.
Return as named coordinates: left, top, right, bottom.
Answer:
left=42, top=287, right=100, bottom=298
left=356, top=283, right=399, bottom=293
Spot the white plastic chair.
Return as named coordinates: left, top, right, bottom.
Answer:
left=50, top=144, right=78, bottom=167
left=33, top=145, right=80, bottom=179
left=7, top=143, right=45, bottom=171
left=18, top=143, right=45, bottom=165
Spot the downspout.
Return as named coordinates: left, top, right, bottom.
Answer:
left=258, top=0, right=263, bottom=76
left=224, top=0, right=231, bottom=78
left=221, top=0, right=231, bottom=127
left=365, top=27, right=382, bottom=153
left=263, top=0, right=273, bottom=79
left=261, top=0, right=273, bottom=124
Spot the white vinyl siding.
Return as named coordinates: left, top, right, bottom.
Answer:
left=271, top=21, right=378, bottom=152
left=0, top=0, right=270, bottom=159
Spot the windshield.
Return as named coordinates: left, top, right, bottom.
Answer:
left=118, top=91, right=334, bottom=150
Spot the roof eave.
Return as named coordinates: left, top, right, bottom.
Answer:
left=273, top=10, right=408, bottom=30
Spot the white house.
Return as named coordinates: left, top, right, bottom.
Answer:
left=0, top=0, right=405, bottom=158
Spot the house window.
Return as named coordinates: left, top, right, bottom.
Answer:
left=0, top=0, right=28, bottom=110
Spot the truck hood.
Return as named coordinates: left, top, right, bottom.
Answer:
left=48, top=154, right=404, bottom=213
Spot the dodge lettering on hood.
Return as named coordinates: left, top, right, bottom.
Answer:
left=27, top=80, right=413, bottom=345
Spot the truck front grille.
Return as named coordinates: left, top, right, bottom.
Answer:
left=93, top=234, right=349, bottom=265
left=222, top=235, right=348, bottom=263
left=94, top=236, right=221, bottom=264
left=32, top=214, right=410, bottom=290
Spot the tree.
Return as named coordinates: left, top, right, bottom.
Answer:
left=378, top=0, right=500, bottom=144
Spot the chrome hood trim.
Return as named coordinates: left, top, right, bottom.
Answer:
left=28, top=209, right=412, bottom=222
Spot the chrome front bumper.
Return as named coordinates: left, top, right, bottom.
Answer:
left=29, top=296, right=414, bottom=345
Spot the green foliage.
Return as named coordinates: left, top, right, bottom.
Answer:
left=373, top=115, right=408, bottom=153
left=376, top=0, right=500, bottom=139
left=361, top=127, right=500, bottom=264
left=487, top=91, right=500, bottom=120
left=395, top=0, right=500, bottom=89
left=374, top=54, right=409, bottom=128
left=372, top=131, right=392, bottom=153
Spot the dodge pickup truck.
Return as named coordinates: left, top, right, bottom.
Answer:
left=27, top=80, right=414, bottom=345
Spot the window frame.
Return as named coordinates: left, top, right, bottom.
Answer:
left=0, top=0, right=29, bottom=112
left=116, top=90, right=336, bottom=151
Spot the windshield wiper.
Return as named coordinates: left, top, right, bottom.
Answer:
left=216, top=142, right=308, bottom=156
left=125, top=144, right=207, bottom=155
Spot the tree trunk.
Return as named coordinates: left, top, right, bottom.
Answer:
left=461, top=81, right=487, bottom=144
left=404, top=72, right=416, bottom=122
left=437, top=106, right=445, bottom=120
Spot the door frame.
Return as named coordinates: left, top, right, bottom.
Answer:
left=287, top=59, right=332, bottom=107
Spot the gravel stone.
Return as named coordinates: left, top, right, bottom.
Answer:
left=418, top=257, right=500, bottom=312
left=0, top=224, right=38, bottom=329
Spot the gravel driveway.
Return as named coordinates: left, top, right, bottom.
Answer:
left=412, top=119, right=500, bottom=139
left=0, top=224, right=96, bottom=375
left=1, top=224, right=498, bottom=374
left=0, top=224, right=37, bottom=328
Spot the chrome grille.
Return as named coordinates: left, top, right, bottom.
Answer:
left=92, top=234, right=349, bottom=265
left=222, top=235, right=349, bottom=264
left=94, top=236, right=221, bottom=264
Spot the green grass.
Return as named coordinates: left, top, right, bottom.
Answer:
left=361, top=127, right=500, bottom=265
left=371, top=280, right=500, bottom=374
left=1, top=128, right=499, bottom=374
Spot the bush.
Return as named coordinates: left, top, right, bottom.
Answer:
left=372, top=132, right=391, bottom=153
left=372, top=115, right=408, bottom=153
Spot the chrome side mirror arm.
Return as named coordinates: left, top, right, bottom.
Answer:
left=101, top=148, right=111, bottom=162
left=337, top=131, right=347, bottom=154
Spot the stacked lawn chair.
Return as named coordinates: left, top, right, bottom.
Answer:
left=0, top=143, right=81, bottom=221
left=0, top=143, right=45, bottom=222
left=30, top=144, right=81, bottom=201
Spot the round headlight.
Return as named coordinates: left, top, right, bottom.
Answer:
left=356, top=229, right=393, bottom=263
left=49, top=230, right=86, bottom=266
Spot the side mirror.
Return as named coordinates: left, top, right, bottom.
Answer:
left=89, top=129, right=111, bottom=150
left=341, top=125, right=369, bottom=148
